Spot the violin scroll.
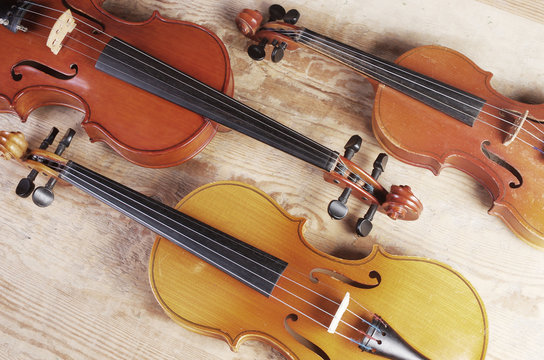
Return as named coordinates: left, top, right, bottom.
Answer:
left=236, top=5, right=302, bottom=63
left=1, top=128, right=73, bottom=207
left=0, top=131, right=28, bottom=160
left=383, top=185, right=422, bottom=221
left=326, top=135, right=422, bottom=236
left=235, top=8, right=263, bottom=38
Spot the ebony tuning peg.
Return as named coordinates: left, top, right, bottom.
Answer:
left=327, top=135, right=363, bottom=220
left=356, top=153, right=389, bottom=237
left=32, top=128, right=75, bottom=207
left=248, top=38, right=268, bottom=61
left=15, top=127, right=59, bottom=198
left=283, top=9, right=300, bottom=25
left=271, top=39, right=288, bottom=63
left=268, top=4, right=286, bottom=21
left=268, top=4, right=299, bottom=24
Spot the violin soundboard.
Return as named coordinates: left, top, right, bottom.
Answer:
left=0, top=0, right=543, bottom=359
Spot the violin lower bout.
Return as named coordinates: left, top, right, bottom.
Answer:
left=149, top=181, right=487, bottom=359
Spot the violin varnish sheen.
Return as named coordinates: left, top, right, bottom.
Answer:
left=299, top=29, right=486, bottom=127
left=96, top=37, right=338, bottom=172
left=150, top=182, right=487, bottom=359
left=59, top=162, right=288, bottom=296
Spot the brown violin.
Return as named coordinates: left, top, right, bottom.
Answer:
left=0, top=129, right=487, bottom=359
left=0, top=0, right=422, bottom=232
left=236, top=4, right=544, bottom=249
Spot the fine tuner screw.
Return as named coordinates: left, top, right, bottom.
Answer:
left=15, top=127, right=59, bottom=198
left=31, top=128, right=76, bottom=208
left=327, top=135, right=362, bottom=220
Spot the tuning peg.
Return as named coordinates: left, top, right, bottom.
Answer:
left=271, top=39, right=288, bottom=63
left=356, top=204, right=378, bottom=237
left=355, top=153, right=389, bottom=237
left=371, top=153, right=388, bottom=179
left=248, top=38, right=268, bottom=61
left=343, top=135, right=362, bottom=160
left=15, top=127, right=59, bottom=198
left=31, top=128, right=75, bottom=207
left=328, top=188, right=351, bottom=220
left=327, top=135, right=363, bottom=220
left=32, top=177, right=56, bottom=207
left=283, top=9, right=300, bottom=25
left=268, top=4, right=286, bottom=21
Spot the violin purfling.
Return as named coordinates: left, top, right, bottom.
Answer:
left=0, top=129, right=488, bottom=360
left=0, top=0, right=422, bottom=231
left=236, top=4, right=544, bottom=249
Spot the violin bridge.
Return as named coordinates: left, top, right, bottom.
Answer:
left=327, top=292, right=350, bottom=334
left=502, top=109, right=529, bottom=146
left=47, top=10, right=77, bottom=55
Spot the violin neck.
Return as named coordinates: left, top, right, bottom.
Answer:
left=297, top=28, right=486, bottom=126
left=96, top=38, right=339, bottom=172
left=57, top=160, right=288, bottom=297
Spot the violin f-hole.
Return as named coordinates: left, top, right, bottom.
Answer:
left=310, top=268, right=382, bottom=289
left=284, top=314, right=330, bottom=360
left=481, top=140, right=523, bottom=188
left=11, top=61, right=78, bottom=81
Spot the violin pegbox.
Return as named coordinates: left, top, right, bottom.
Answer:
left=325, top=135, right=423, bottom=236
left=236, top=5, right=302, bottom=63
left=1, top=127, right=75, bottom=207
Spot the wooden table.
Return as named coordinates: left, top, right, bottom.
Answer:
left=1, top=0, right=543, bottom=359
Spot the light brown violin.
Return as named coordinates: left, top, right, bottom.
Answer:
left=236, top=4, right=544, bottom=249
left=0, top=129, right=487, bottom=359
left=0, top=0, right=422, bottom=232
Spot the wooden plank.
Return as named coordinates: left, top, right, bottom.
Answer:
left=1, top=0, right=543, bottom=359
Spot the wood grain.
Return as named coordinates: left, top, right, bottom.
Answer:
left=1, top=0, right=543, bottom=359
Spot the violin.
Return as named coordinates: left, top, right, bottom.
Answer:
left=0, top=0, right=422, bottom=233
left=236, top=4, right=544, bottom=249
left=0, top=129, right=488, bottom=359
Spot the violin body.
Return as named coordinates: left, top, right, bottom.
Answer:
left=0, top=0, right=234, bottom=167
left=235, top=8, right=544, bottom=248
left=150, top=181, right=487, bottom=359
left=373, top=46, right=544, bottom=248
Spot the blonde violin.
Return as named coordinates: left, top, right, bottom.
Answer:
left=0, top=129, right=487, bottom=359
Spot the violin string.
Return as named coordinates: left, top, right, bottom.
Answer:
left=58, top=161, right=379, bottom=341
left=18, top=12, right=379, bottom=324
left=19, top=4, right=346, bottom=175
left=287, top=29, right=544, bottom=142
left=280, top=29, right=535, bottom=122
left=288, top=29, right=544, bottom=148
left=30, top=0, right=531, bottom=131
left=276, top=29, right=544, bottom=149
left=20, top=18, right=359, bottom=186
left=22, top=4, right=543, bottom=161
left=278, top=26, right=544, bottom=143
